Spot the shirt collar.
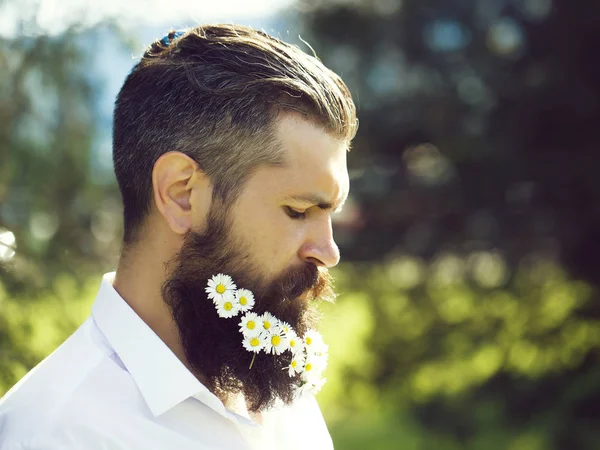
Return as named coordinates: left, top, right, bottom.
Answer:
left=91, top=272, right=231, bottom=419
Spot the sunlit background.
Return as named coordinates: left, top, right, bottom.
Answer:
left=1, top=0, right=599, bottom=449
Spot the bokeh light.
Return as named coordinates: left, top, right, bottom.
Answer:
left=0, top=228, right=16, bottom=261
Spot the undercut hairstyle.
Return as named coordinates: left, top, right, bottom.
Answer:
left=113, top=24, right=358, bottom=244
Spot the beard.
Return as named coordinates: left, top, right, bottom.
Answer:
left=161, top=205, right=334, bottom=412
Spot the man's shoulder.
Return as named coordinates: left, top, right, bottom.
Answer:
left=0, top=425, right=130, bottom=450
left=265, top=394, right=334, bottom=450
left=0, top=318, right=134, bottom=447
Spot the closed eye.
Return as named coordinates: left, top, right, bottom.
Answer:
left=284, top=206, right=307, bottom=220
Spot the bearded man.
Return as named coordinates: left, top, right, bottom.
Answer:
left=0, top=24, right=357, bottom=450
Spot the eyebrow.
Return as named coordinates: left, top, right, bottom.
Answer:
left=283, top=193, right=347, bottom=213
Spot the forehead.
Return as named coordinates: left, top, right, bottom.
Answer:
left=239, top=114, right=349, bottom=206
left=271, top=114, right=349, bottom=201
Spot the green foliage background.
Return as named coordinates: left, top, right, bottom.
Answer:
left=2, top=1, right=600, bottom=449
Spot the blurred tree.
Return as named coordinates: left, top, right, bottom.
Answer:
left=0, top=29, right=122, bottom=295
left=0, top=25, right=123, bottom=391
left=298, top=0, right=600, bottom=448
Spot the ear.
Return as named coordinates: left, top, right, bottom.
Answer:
left=152, top=152, right=211, bottom=235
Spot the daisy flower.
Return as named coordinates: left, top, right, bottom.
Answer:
left=215, top=296, right=240, bottom=319
left=242, top=333, right=268, bottom=353
left=235, top=289, right=255, bottom=313
left=288, top=352, right=305, bottom=377
left=239, top=312, right=262, bottom=337
left=305, top=351, right=328, bottom=374
left=279, top=320, right=292, bottom=334
left=205, top=274, right=236, bottom=304
left=303, top=330, right=328, bottom=355
left=264, top=326, right=290, bottom=355
left=260, top=312, right=279, bottom=333
left=286, top=330, right=304, bottom=355
left=301, top=356, right=326, bottom=385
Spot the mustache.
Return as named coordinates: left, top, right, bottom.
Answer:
left=277, top=263, right=319, bottom=299
left=267, top=262, right=335, bottom=303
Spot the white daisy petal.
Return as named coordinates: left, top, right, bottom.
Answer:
left=263, top=326, right=290, bottom=355
left=215, top=296, right=240, bottom=318
left=260, top=312, right=278, bottom=333
left=286, top=330, right=304, bottom=355
left=299, top=336, right=329, bottom=392
left=288, top=352, right=305, bottom=377
left=310, top=377, right=327, bottom=394
left=297, top=376, right=327, bottom=397
left=305, top=352, right=328, bottom=374
left=279, top=320, right=292, bottom=335
left=301, top=359, right=324, bottom=385
left=209, top=289, right=235, bottom=307
left=239, top=312, right=262, bottom=337
left=242, top=333, right=268, bottom=353
left=206, top=273, right=237, bottom=304
left=303, top=330, right=328, bottom=355
left=235, top=289, right=255, bottom=313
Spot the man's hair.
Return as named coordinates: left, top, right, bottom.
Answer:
left=113, top=24, right=357, bottom=244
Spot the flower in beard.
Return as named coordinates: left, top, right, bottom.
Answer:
left=286, top=329, right=304, bottom=355
left=303, top=330, right=328, bottom=356
left=278, top=320, right=292, bottom=334
left=288, top=352, right=305, bottom=377
left=263, top=323, right=290, bottom=355
left=242, top=333, right=268, bottom=353
left=216, top=295, right=240, bottom=318
left=205, top=274, right=236, bottom=305
left=235, top=288, right=255, bottom=313
left=297, top=330, right=329, bottom=395
left=301, top=352, right=327, bottom=385
left=260, top=312, right=278, bottom=333
left=305, top=351, right=328, bottom=375
left=239, top=312, right=262, bottom=337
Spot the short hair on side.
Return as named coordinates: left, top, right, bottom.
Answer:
left=113, top=24, right=358, bottom=244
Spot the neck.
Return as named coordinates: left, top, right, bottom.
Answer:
left=113, top=242, right=186, bottom=365
left=112, top=235, right=235, bottom=408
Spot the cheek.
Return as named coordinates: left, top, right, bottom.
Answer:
left=234, top=205, right=304, bottom=266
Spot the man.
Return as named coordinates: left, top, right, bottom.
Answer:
left=0, top=24, right=357, bottom=449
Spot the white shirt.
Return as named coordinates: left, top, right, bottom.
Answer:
left=0, top=273, right=333, bottom=450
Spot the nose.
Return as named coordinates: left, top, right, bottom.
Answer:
left=298, top=217, right=340, bottom=268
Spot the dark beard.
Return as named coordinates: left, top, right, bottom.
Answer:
left=162, top=206, right=334, bottom=412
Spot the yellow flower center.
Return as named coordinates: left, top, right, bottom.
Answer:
left=291, top=360, right=297, bottom=368
left=306, top=337, right=313, bottom=345
left=247, top=320, right=255, bottom=330
left=216, top=284, right=226, bottom=294
left=250, top=337, right=260, bottom=347
left=290, top=340, right=296, bottom=348
left=240, top=296, right=247, bottom=306
left=224, top=301, right=233, bottom=311
left=263, top=321, right=271, bottom=330
left=305, top=363, right=312, bottom=372
left=271, top=335, right=281, bottom=346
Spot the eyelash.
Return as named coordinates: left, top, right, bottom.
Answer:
left=285, top=206, right=307, bottom=220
